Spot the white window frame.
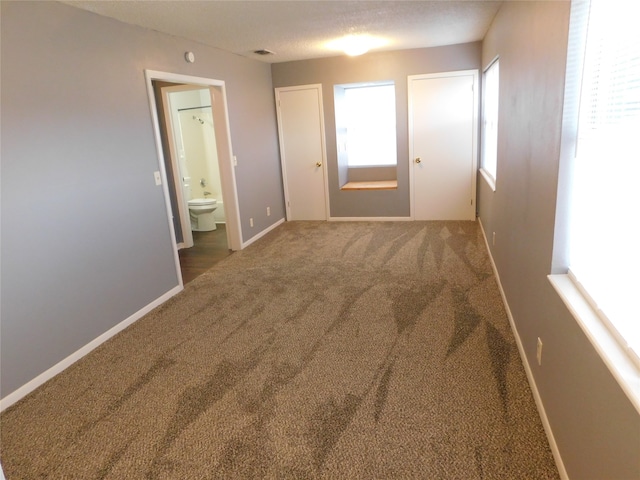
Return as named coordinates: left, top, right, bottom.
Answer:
left=480, top=57, right=499, bottom=191
left=549, top=0, right=640, bottom=413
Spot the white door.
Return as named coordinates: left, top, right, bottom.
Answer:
left=409, top=71, right=478, bottom=220
left=275, top=85, right=328, bottom=221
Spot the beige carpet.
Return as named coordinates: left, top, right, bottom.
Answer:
left=0, top=221, right=559, bottom=479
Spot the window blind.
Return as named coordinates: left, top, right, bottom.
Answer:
left=569, top=0, right=640, bottom=364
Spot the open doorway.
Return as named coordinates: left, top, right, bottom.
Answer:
left=145, top=71, right=242, bottom=285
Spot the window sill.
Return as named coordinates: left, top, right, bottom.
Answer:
left=348, top=165, right=397, bottom=168
left=341, top=180, right=398, bottom=191
left=480, top=168, right=496, bottom=191
left=548, top=274, right=640, bottom=414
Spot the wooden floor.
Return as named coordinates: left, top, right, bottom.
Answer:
left=178, top=224, right=233, bottom=284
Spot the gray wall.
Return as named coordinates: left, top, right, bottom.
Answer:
left=0, top=1, right=284, bottom=397
left=272, top=43, right=481, bottom=218
left=477, top=2, right=640, bottom=479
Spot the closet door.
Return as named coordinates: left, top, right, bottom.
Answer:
left=275, top=84, right=328, bottom=220
left=409, top=71, right=478, bottom=220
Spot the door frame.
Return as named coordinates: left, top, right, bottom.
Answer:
left=408, top=70, right=479, bottom=220
left=159, top=83, right=207, bottom=249
left=145, top=71, right=243, bottom=275
left=275, top=84, right=330, bottom=221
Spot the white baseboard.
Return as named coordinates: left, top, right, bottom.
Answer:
left=0, top=284, right=183, bottom=412
left=328, top=216, right=413, bottom=221
left=241, top=218, right=285, bottom=249
left=478, top=218, right=569, bottom=480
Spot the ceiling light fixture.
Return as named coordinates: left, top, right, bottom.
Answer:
left=326, top=35, right=388, bottom=57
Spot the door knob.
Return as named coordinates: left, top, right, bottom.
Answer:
left=316, top=162, right=322, bottom=167
left=415, top=157, right=421, bottom=164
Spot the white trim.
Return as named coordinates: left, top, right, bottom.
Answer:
left=548, top=274, right=640, bottom=413
left=328, top=216, right=412, bottom=222
left=209, top=82, right=243, bottom=250
left=568, top=270, right=640, bottom=370
left=479, top=168, right=497, bottom=191
left=241, top=218, right=285, bottom=249
left=478, top=219, right=569, bottom=480
left=0, top=285, right=183, bottom=412
left=144, top=72, right=184, bottom=287
left=483, top=54, right=500, bottom=74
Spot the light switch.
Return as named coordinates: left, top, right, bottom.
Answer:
left=154, top=171, right=162, bottom=186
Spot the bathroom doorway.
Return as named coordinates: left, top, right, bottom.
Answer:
left=158, top=84, right=224, bottom=249
left=145, top=71, right=242, bottom=285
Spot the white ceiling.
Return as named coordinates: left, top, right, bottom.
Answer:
left=62, top=1, right=503, bottom=64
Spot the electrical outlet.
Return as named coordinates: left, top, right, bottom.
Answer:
left=536, top=337, right=543, bottom=366
left=492, top=231, right=496, bottom=246
left=267, top=206, right=271, bottom=216
left=250, top=218, right=254, bottom=227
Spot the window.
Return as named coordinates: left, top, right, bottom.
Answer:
left=481, top=58, right=499, bottom=189
left=335, top=82, right=397, bottom=167
left=567, top=0, right=640, bottom=365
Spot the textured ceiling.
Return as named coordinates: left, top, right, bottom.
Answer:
left=62, top=1, right=503, bottom=63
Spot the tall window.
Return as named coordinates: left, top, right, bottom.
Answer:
left=481, top=58, right=499, bottom=189
left=569, top=0, right=640, bottom=363
left=335, top=83, right=397, bottom=167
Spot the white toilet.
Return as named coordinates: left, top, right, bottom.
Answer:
left=188, top=198, right=218, bottom=231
